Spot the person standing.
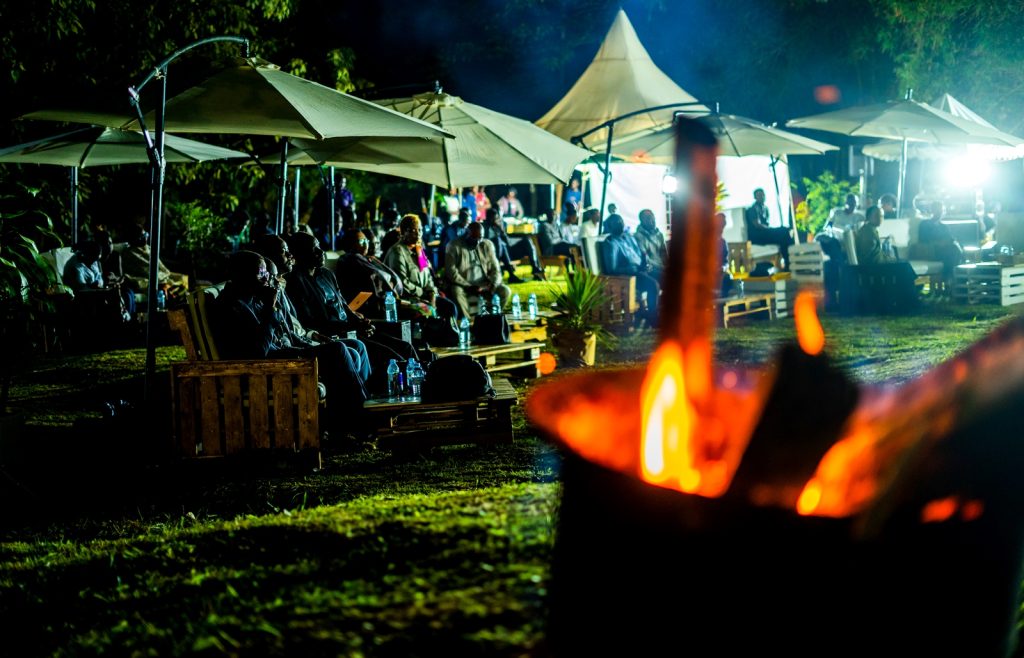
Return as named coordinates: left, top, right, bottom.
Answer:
left=474, top=186, right=491, bottom=222
left=634, top=209, right=667, bottom=280
left=563, top=177, right=582, bottom=217
left=744, top=188, right=791, bottom=269
left=444, top=222, right=510, bottom=319
left=497, top=187, right=525, bottom=220
left=461, top=188, right=477, bottom=223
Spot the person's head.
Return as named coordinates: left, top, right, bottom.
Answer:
left=845, top=193, right=858, bottom=211
left=340, top=229, right=368, bottom=256
left=753, top=188, right=766, bottom=204
left=339, top=175, right=348, bottom=189
left=76, top=240, right=102, bottom=264
left=604, top=213, right=625, bottom=236
left=866, top=205, right=882, bottom=227
left=582, top=207, right=600, bottom=225
left=456, top=207, right=472, bottom=228
left=570, top=178, right=580, bottom=190
left=399, top=213, right=422, bottom=246
left=287, top=232, right=324, bottom=270
left=484, top=207, right=501, bottom=226
left=466, top=221, right=483, bottom=246
left=607, top=203, right=617, bottom=215
left=564, top=206, right=579, bottom=224
left=639, top=209, right=656, bottom=230
left=930, top=200, right=945, bottom=220
left=253, top=234, right=295, bottom=275
left=93, top=229, right=114, bottom=259
left=126, top=223, right=150, bottom=248
left=878, top=193, right=897, bottom=216
left=506, top=186, right=517, bottom=199
left=226, top=250, right=269, bottom=294
left=382, top=208, right=400, bottom=231
left=715, top=212, right=727, bottom=236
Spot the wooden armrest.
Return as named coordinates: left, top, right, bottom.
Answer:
left=171, top=359, right=316, bottom=377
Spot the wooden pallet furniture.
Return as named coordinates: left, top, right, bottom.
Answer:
left=953, top=263, right=1024, bottom=306
left=715, top=293, right=775, bottom=327
left=743, top=275, right=797, bottom=319
left=529, top=234, right=571, bottom=280
left=580, top=235, right=641, bottom=331
left=432, top=341, right=545, bottom=378
left=505, top=309, right=561, bottom=343
left=363, top=377, right=518, bottom=451
left=167, top=289, right=322, bottom=464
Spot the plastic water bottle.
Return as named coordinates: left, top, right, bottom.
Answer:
left=386, top=359, right=402, bottom=400
left=528, top=293, right=538, bottom=319
left=491, top=293, right=501, bottom=315
left=407, top=359, right=423, bottom=399
left=384, top=291, right=398, bottom=322
left=511, top=293, right=522, bottom=319
left=155, top=289, right=166, bottom=311
left=459, top=316, right=471, bottom=350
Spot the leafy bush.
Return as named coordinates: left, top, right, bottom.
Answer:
left=795, top=171, right=859, bottom=236
left=168, top=201, right=229, bottom=279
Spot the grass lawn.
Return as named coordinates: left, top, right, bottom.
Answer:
left=1, top=275, right=1022, bottom=656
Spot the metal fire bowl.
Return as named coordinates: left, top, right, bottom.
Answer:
left=527, top=368, right=1024, bottom=657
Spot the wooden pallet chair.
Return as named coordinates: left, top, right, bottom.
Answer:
left=530, top=234, right=571, bottom=280
left=167, top=286, right=322, bottom=464
left=580, top=235, right=639, bottom=331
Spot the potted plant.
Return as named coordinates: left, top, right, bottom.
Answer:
left=548, top=268, right=614, bottom=368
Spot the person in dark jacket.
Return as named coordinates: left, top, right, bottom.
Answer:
left=482, top=208, right=544, bottom=282
left=600, top=213, right=659, bottom=327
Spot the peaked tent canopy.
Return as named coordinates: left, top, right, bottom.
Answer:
left=535, top=9, right=708, bottom=148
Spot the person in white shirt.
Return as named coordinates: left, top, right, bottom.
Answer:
left=828, top=193, right=865, bottom=235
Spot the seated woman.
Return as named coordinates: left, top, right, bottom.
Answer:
left=383, top=214, right=459, bottom=322
left=336, top=229, right=404, bottom=318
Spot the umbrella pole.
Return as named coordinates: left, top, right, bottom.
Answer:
left=599, top=123, right=614, bottom=234
left=143, top=73, right=168, bottom=405
left=277, top=139, right=289, bottom=234
left=769, top=156, right=793, bottom=243
left=293, top=167, right=301, bottom=230
left=329, top=167, right=336, bottom=251
left=897, top=138, right=908, bottom=219
left=69, top=166, right=78, bottom=244
left=429, top=185, right=436, bottom=222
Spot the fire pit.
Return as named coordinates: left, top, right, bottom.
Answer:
left=528, top=118, right=1024, bottom=657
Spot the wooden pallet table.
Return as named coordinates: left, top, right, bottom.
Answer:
left=432, top=341, right=545, bottom=378
left=715, top=293, right=775, bottom=327
left=953, top=263, right=1024, bottom=306
left=364, top=377, right=518, bottom=451
left=504, top=309, right=560, bottom=343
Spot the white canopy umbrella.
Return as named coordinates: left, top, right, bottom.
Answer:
left=0, top=126, right=249, bottom=242
left=787, top=94, right=1024, bottom=216
left=286, top=91, right=590, bottom=188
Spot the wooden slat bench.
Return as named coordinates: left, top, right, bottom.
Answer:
left=168, top=292, right=322, bottom=465
left=953, top=263, right=1024, bottom=306
left=432, top=341, right=545, bottom=378
left=715, top=293, right=775, bottom=327
left=363, top=377, right=518, bottom=451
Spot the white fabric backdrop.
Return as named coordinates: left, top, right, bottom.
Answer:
left=582, top=155, right=792, bottom=235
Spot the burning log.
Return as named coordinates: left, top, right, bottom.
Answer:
left=527, top=116, right=1024, bottom=656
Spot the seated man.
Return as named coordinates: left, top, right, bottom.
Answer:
left=634, top=208, right=667, bottom=281
left=63, top=240, right=134, bottom=326
left=383, top=214, right=459, bottom=322
left=210, top=250, right=370, bottom=437
left=482, top=208, right=544, bottom=283
left=579, top=207, right=601, bottom=239
left=284, top=232, right=420, bottom=391
left=445, top=221, right=510, bottom=319
left=828, top=193, right=865, bottom=235
left=600, top=213, right=660, bottom=328
left=121, top=223, right=187, bottom=298
left=914, top=200, right=963, bottom=290
left=537, top=207, right=579, bottom=259
left=744, top=188, right=791, bottom=269
left=854, top=206, right=896, bottom=265
left=440, top=208, right=471, bottom=256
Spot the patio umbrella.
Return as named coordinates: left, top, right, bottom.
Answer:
left=284, top=91, right=591, bottom=189
left=0, top=126, right=248, bottom=242
left=786, top=95, right=1024, bottom=215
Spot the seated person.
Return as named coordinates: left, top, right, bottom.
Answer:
left=440, top=208, right=472, bottom=256
left=284, top=232, right=420, bottom=388
left=634, top=209, right=667, bottom=281
left=383, top=214, right=459, bottom=322
left=579, top=207, right=601, bottom=239
left=828, top=194, right=866, bottom=235
left=600, top=213, right=660, bottom=328
left=251, top=234, right=372, bottom=388
left=877, top=193, right=898, bottom=220
left=63, top=240, right=134, bottom=323
left=744, top=188, right=791, bottom=269
left=121, top=223, right=187, bottom=298
left=482, top=208, right=544, bottom=283
left=914, top=200, right=963, bottom=289
left=854, top=206, right=896, bottom=265
left=336, top=229, right=404, bottom=318
left=444, top=221, right=510, bottom=319
left=537, top=208, right=579, bottom=259
left=210, top=250, right=369, bottom=436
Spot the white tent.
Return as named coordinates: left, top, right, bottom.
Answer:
left=536, top=9, right=708, bottom=150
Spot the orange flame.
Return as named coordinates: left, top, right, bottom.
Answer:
left=794, top=291, right=825, bottom=356
left=641, top=341, right=700, bottom=491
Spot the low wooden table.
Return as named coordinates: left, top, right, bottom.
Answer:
left=953, top=262, right=1024, bottom=306
left=715, top=293, right=775, bottom=327
left=432, top=341, right=545, bottom=378
left=364, top=377, right=518, bottom=451
left=504, top=310, right=560, bottom=343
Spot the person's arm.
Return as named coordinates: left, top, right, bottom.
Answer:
left=445, top=244, right=474, bottom=289
left=482, top=241, right=502, bottom=290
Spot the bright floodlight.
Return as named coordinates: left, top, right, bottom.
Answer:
left=944, top=155, right=991, bottom=188
left=662, top=173, right=679, bottom=195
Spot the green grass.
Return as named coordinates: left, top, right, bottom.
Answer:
left=1, top=297, right=1022, bottom=656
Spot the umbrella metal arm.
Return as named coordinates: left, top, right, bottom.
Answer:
left=127, top=36, right=249, bottom=405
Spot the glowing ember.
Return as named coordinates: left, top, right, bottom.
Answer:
left=793, top=291, right=825, bottom=356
